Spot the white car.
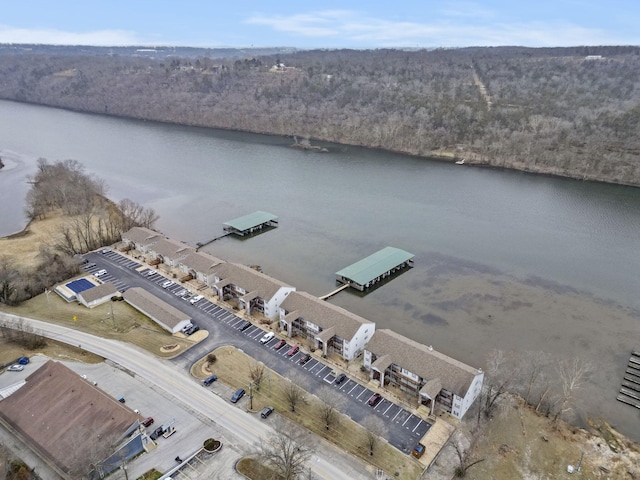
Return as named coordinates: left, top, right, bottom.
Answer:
left=7, top=364, right=24, bottom=372
left=175, top=288, right=188, bottom=297
left=260, top=332, right=275, bottom=344
left=162, top=280, right=174, bottom=288
left=93, top=269, right=107, bottom=277
left=190, top=295, right=204, bottom=304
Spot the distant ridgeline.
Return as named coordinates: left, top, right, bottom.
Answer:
left=0, top=44, right=638, bottom=187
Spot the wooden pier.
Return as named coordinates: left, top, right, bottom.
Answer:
left=195, top=232, right=231, bottom=251
left=617, top=349, right=640, bottom=409
left=318, top=283, right=350, bottom=300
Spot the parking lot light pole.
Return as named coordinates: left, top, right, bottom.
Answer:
left=248, top=382, right=254, bottom=410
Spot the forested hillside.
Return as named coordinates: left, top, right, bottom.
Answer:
left=1, top=45, right=639, bottom=186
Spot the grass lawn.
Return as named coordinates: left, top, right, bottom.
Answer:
left=192, top=346, right=424, bottom=480
left=1, top=289, right=196, bottom=358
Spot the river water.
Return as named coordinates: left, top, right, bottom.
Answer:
left=1, top=100, right=639, bottom=439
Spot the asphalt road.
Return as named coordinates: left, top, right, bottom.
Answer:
left=0, top=313, right=370, bottom=480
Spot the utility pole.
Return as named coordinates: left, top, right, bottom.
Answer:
left=576, top=451, right=584, bottom=472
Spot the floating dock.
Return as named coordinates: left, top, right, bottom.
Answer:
left=617, top=349, right=640, bottom=409
left=223, top=211, right=278, bottom=236
left=335, top=246, right=414, bottom=291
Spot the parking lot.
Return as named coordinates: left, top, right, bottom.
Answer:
left=82, top=250, right=431, bottom=453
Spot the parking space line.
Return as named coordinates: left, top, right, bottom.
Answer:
left=356, top=389, right=368, bottom=400
left=347, top=384, right=359, bottom=395
left=383, top=403, right=394, bottom=416
left=412, top=419, right=423, bottom=433
left=402, top=415, right=412, bottom=427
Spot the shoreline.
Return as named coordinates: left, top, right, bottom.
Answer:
left=2, top=98, right=638, bottom=189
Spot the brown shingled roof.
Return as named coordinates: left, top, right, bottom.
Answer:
left=281, top=291, right=374, bottom=341
left=121, top=226, right=162, bottom=245
left=180, top=251, right=225, bottom=273
left=365, top=329, right=481, bottom=397
left=213, top=263, right=292, bottom=300
left=149, top=237, right=194, bottom=259
left=0, top=361, right=139, bottom=475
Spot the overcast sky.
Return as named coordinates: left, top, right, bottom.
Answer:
left=1, top=1, right=638, bottom=49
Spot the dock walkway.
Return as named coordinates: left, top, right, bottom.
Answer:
left=318, top=283, right=350, bottom=300
left=195, top=232, right=231, bottom=251
left=617, top=349, right=640, bottom=409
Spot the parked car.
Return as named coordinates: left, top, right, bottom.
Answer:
left=18, top=356, right=29, bottom=365
left=273, top=339, right=286, bottom=350
left=260, top=332, right=275, bottom=344
left=145, top=270, right=156, bottom=276
left=185, top=324, right=200, bottom=335
left=203, top=375, right=218, bottom=386
left=142, top=417, right=154, bottom=427
left=100, top=249, right=110, bottom=254
left=181, top=322, right=194, bottom=333
left=260, top=406, right=274, bottom=419
left=231, top=388, right=245, bottom=403
left=85, top=262, right=97, bottom=268
left=286, top=345, right=299, bottom=356
left=239, top=320, right=252, bottom=331
left=175, top=288, right=188, bottom=297
left=150, top=426, right=164, bottom=440
left=335, top=373, right=347, bottom=385
left=367, top=393, right=383, bottom=407
left=118, top=396, right=126, bottom=403
left=298, top=353, right=311, bottom=365
left=93, top=269, right=107, bottom=277
left=7, top=364, right=24, bottom=372
left=162, top=280, right=174, bottom=288
left=190, top=294, right=204, bottom=304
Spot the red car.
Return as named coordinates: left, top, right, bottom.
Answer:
left=368, top=393, right=383, bottom=407
left=273, top=339, right=286, bottom=350
left=142, top=417, right=154, bottom=427
left=286, top=345, right=299, bottom=356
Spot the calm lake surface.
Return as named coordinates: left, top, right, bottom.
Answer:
left=1, top=100, right=639, bottom=438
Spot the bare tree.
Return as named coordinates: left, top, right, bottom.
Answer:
left=360, top=415, right=387, bottom=456
left=259, top=422, right=312, bottom=480
left=449, top=433, right=484, bottom=478
left=517, top=351, right=551, bottom=405
left=482, top=349, right=520, bottom=419
left=317, top=386, right=345, bottom=431
left=551, top=358, right=593, bottom=424
left=0, top=256, right=20, bottom=305
left=283, top=373, right=307, bottom=413
left=249, top=361, right=265, bottom=392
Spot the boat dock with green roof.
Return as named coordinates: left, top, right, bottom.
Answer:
left=335, top=246, right=414, bottom=291
left=223, top=211, right=278, bottom=236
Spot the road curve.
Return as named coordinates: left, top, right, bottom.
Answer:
left=0, top=312, right=369, bottom=480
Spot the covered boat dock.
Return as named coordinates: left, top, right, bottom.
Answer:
left=223, top=211, right=278, bottom=236
left=336, top=246, right=414, bottom=291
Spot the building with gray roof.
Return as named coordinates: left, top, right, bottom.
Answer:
left=77, top=282, right=118, bottom=308
left=122, top=287, right=191, bottom=333
left=211, top=263, right=294, bottom=320
left=178, top=251, right=226, bottom=285
left=363, top=329, right=483, bottom=419
left=336, top=246, right=414, bottom=291
left=147, top=237, right=194, bottom=267
left=279, top=291, right=375, bottom=360
left=121, top=226, right=162, bottom=253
